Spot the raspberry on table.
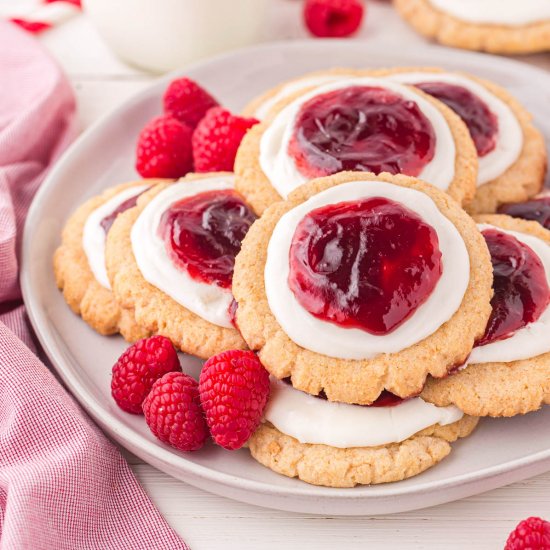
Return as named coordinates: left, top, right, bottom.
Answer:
left=163, top=77, right=219, bottom=129
left=192, top=107, right=258, bottom=172
left=199, top=350, right=270, bottom=450
left=505, top=516, right=550, bottom=550
left=135, top=114, right=193, bottom=178
left=143, top=371, right=209, bottom=452
left=304, top=0, right=365, bottom=38
left=111, top=335, right=181, bottom=414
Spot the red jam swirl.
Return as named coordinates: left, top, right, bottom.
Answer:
left=415, top=81, right=498, bottom=157
left=100, top=189, right=147, bottom=233
left=477, top=228, right=550, bottom=346
left=158, top=190, right=256, bottom=289
left=498, top=196, right=550, bottom=230
left=288, top=86, right=436, bottom=179
left=288, top=197, right=442, bottom=335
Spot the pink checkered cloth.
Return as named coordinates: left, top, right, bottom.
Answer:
left=0, top=21, right=189, bottom=550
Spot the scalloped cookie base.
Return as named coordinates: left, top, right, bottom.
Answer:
left=247, top=416, right=479, bottom=488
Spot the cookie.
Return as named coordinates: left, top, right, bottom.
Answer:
left=421, top=214, right=550, bottom=417
left=498, top=191, right=550, bottom=231
left=105, top=172, right=251, bottom=358
left=248, top=417, right=478, bottom=488
left=53, top=180, right=165, bottom=340
left=242, top=68, right=358, bottom=120
left=394, top=0, right=550, bottom=55
left=235, top=71, right=478, bottom=215
left=371, top=67, right=547, bottom=215
left=233, top=171, right=493, bottom=404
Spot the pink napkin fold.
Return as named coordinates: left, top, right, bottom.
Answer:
left=0, top=21, right=189, bottom=549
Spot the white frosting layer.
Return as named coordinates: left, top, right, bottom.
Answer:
left=265, top=378, right=463, bottom=448
left=468, top=223, right=550, bottom=364
left=131, top=176, right=236, bottom=328
left=83, top=184, right=150, bottom=290
left=254, top=74, right=348, bottom=120
left=428, top=0, right=550, bottom=26
left=259, top=77, right=457, bottom=199
left=264, top=180, right=470, bottom=360
left=387, top=72, right=523, bottom=186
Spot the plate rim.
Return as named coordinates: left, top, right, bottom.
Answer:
left=21, top=38, right=550, bottom=512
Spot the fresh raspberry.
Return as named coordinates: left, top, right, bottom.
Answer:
left=111, top=336, right=181, bottom=414
left=199, top=350, right=270, bottom=450
left=135, top=115, right=193, bottom=178
left=163, top=77, right=219, bottom=129
left=192, top=107, right=258, bottom=172
left=505, top=517, right=550, bottom=550
left=143, top=372, right=208, bottom=452
left=304, top=0, right=365, bottom=38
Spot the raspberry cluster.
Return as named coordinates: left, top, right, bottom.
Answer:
left=135, top=77, right=258, bottom=179
left=112, top=337, right=270, bottom=452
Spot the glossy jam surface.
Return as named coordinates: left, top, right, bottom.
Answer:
left=288, top=86, right=436, bottom=179
left=288, top=197, right=442, bottom=335
left=498, top=196, right=550, bottom=230
left=159, top=190, right=256, bottom=289
left=100, top=191, right=146, bottom=233
left=415, top=81, right=498, bottom=157
left=477, top=229, right=550, bottom=346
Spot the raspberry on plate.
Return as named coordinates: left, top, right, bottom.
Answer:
left=199, top=350, right=270, bottom=450
left=505, top=517, right=550, bottom=550
left=304, top=0, right=365, bottom=38
left=143, top=371, right=208, bottom=452
left=163, top=77, right=219, bottom=129
left=135, top=114, right=193, bottom=178
left=111, top=335, right=181, bottom=414
left=192, top=107, right=258, bottom=172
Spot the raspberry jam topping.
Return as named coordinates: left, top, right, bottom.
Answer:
left=498, top=196, right=550, bottom=230
left=414, top=81, right=498, bottom=157
left=288, top=197, right=442, bottom=335
left=477, top=229, right=550, bottom=346
left=100, top=191, right=146, bottom=233
left=288, top=86, right=436, bottom=179
left=159, top=190, right=256, bottom=289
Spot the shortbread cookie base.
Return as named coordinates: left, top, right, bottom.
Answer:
left=53, top=180, right=164, bottom=341
left=394, top=0, right=550, bottom=55
left=105, top=172, right=247, bottom=358
left=247, top=416, right=479, bottom=488
left=421, top=214, right=550, bottom=417
left=369, top=67, right=547, bottom=215
left=235, top=69, right=478, bottom=215
left=233, top=171, right=493, bottom=405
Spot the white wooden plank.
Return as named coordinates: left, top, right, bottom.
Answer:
left=132, top=463, right=550, bottom=550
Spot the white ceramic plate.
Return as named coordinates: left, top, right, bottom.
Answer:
left=22, top=40, right=550, bottom=516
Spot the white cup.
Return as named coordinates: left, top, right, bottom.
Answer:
left=82, top=0, right=269, bottom=73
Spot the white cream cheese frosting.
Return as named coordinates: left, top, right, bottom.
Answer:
left=264, top=378, right=463, bottom=448
left=83, top=184, right=150, bottom=290
left=131, top=176, right=237, bottom=328
left=468, top=223, right=550, bottom=365
left=259, top=77, right=457, bottom=199
left=428, top=0, right=550, bottom=26
left=254, top=74, right=349, bottom=120
left=386, top=71, right=523, bottom=186
left=264, top=179, right=470, bottom=360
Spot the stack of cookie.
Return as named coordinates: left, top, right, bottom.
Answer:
left=54, top=67, right=550, bottom=488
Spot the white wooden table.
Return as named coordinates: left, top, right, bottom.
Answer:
left=20, top=1, right=550, bottom=548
